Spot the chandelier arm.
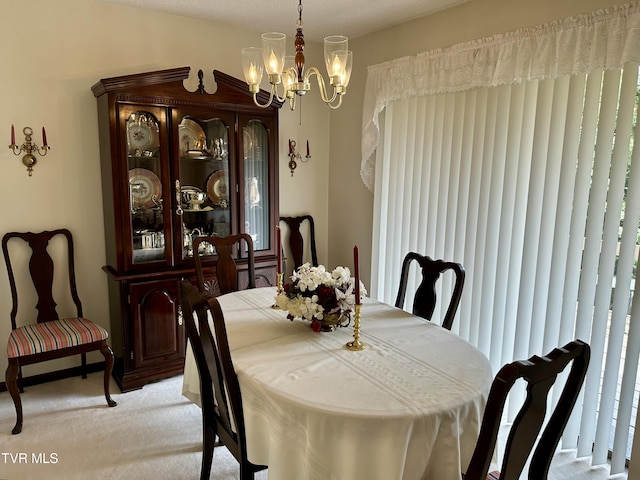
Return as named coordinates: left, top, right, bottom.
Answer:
left=327, top=95, right=343, bottom=110
left=252, top=88, right=276, bottom=109
left=252, top=84, right=287, bottom=109
left=273, top=83, right=288, bottom=103
left=304, top=67, right=338, bottom=104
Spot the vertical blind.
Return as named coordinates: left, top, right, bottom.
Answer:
left=370, top=64, right=640, bottom=473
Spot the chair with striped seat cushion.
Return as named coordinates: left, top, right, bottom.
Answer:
left=3, top=229, right=117, bottom=434
left=6, top=317, right=109, bottom=357
left=462, top=340, right=590, bottom=480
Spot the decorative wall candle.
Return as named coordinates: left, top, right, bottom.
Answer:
left=286, top=139, right=311, bottom=176
left=8, top=125, right=51, bottom=176
left=276, top=225, right=282, bottom=274
left=354, top=245, right=360, bottom=305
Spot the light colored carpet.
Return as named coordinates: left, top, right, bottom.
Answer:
left=0, top=373, right=628, bottom=480
left=0, top=373, right=265, bottom=480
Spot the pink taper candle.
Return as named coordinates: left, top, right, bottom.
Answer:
left=276, top=226, right=282, bottom=274
left=11, top=124, right=15, bottom=145
left=42, top=127, right=47, bottom=147
left=354, top=245, right=360, bottom=305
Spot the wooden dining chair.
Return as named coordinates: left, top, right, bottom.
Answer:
left=2, top=229, right=117, bottom=434
left=394, top=252, right=465, bottom=330
left=462, top=339, right=590, bottom=480
left=279, top=215, right=318, bottom=271
left=193, top=233, right=262, bottom=294
left=179, top=279, right=267, bottom=480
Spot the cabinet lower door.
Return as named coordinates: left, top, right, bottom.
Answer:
left=129, top=279, right=185, bottom=375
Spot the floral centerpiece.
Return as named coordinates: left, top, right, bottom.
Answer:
left=275, top=263, right=367, bottom=332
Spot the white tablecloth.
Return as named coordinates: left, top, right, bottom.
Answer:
left=182, top=287, right=493, bottom=480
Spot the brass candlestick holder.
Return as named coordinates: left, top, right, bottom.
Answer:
left=271, top=272, right=284, bottom=309
left=346, top=304, right=367, bottom=350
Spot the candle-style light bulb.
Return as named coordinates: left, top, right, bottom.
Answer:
left=331, top=55, right=343, bottom=76
left=249, top=64, right=258, bottom=84
left=268, top=51, right=279, bottom=74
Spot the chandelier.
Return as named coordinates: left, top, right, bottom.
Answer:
left=241, top=0, right=352, bottom=110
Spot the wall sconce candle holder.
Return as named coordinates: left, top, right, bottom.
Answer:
left=287, top=139, right=310, bottom=176
left=9, top=125, right=50, bottom=176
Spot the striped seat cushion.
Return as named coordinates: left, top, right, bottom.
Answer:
left=6, top=318, right=108, bottom=358
left=486, top=471, right=500, bottom=480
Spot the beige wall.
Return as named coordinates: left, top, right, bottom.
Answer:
left=0, top=0, right=330, bottom=377
left=329, top=0, right=628, bottom=291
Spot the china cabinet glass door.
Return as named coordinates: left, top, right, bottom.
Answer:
left=242, top=119, right=270, bottom=252
left=174, top=111, right=235, bottom=261
left=124, top=107, right=168, bottom=266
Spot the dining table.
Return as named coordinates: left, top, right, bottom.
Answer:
left=182, top=286, right=494, bottom=480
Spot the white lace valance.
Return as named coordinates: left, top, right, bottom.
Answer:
left=361, top=2, right=640, bottom=190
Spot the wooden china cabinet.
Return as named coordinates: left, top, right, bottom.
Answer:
left=92, top=67, right=281, bottom=391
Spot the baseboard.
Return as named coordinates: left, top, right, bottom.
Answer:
left=0, top=361, right=106, bottom=393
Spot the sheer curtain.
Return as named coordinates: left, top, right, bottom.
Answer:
left=364, top=3, right=640, bottom=474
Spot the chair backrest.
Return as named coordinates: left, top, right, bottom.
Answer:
left=193, top=233, right=255, bottom=294
left=279, top=215, right=318, bottom=271
left=394, top=252, right=465, bottom=330
left=179, top=279, right=248, bottom=465
left=2, top=229, right=82, bottom=329
left=464, top=339, right=591, bottom=480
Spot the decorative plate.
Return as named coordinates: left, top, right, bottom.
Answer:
left=206, top=170, right=229, bottom=204
left=129, top=168, right=162, bottom=209
left=127, top=116, right=158, bottom=152
left=179, top=118, right=206, bottom=156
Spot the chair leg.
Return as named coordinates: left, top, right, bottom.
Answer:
left=17, top=364, right=24, bottom=393
left=5, top=359, right=23, bottom=434
left=239, top=462, right=256, bottom=480
left=201, top=421, right=216, bottom=480
left=81, top=352, right=88, bottom=379
left=99, top=341, right=117, bottom=408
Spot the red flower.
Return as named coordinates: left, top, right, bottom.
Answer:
left=316, top=285, right=338, bottom=312
left=310, top=320, right=322, bottom=332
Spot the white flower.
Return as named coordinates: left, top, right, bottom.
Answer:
left=332, top=266, right=351, bottom=287
left=276, top=264, right=367, bottom=326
